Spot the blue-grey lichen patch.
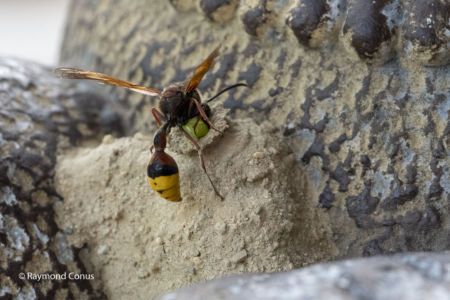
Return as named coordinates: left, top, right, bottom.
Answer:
left=7, top=224, right=30, bottom=252
left=381, top=0, right=404, bottom=31
left=0, top=286, right=12, bottom=297
left=54, top=233, right=74, bottom=265
left=290, top=128, right=316, bottom=159
left=32, top=224, right=49, bottom=245
left=399, top=140, right=415, bottom=168
left=15, top=285, right=37, bottom=300
left=1, top=187, right=17, bottom=206
left=306, top=161, right=329, bottom=190
left=368, top=169, right=394, bottom=199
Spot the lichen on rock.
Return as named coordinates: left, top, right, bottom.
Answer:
left=1, top=0, right=448, bottom=298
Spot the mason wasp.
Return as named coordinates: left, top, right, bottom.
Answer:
left=55, top=46, right=247, bottom=201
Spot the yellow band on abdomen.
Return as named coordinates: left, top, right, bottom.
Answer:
left=148, top=173, right=181, bottom=202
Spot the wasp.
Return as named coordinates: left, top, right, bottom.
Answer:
left=55, top=46, right=247, bottom=201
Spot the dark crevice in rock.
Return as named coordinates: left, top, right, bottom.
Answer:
left=346, top=180, right=380, bottom=228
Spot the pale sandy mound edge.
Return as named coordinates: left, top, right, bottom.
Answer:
left=54, top=107, right=336, bottom=299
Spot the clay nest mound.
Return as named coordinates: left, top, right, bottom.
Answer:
left=54, top=104, right=336, bottom=299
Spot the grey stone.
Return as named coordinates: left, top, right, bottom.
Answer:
left=159, top=252, right=450, bottom=300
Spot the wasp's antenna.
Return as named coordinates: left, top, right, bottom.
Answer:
left=206, top=83, right=248, bottom=103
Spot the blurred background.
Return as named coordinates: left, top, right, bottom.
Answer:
left=0, top=0, right=70, bottom=66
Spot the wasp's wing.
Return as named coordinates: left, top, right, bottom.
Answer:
left=184, top=45, right=220, bottom=94
left=54, top=68, right=161, bottom=96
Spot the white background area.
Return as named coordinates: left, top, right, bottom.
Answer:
left=0, top=0, right=70, bottom=66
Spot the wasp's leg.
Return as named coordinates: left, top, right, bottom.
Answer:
left=189, top=98, right=223, bottom=134
left=187, top=100, right=207, bottom=130
left=152, top=108, right=167, bottom=127
left=181, top=128, right=224, bottom=200
left=187, top=98, right=196, bottom=118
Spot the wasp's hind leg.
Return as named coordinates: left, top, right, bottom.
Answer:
left=189, top=98, right=223, bottom=134
left=181, top=128, right=224, bottom=200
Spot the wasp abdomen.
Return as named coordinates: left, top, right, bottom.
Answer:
left=147, top=151, right=181, bottom=202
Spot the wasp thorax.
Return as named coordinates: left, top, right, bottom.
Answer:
left=161, top=83, right=184, bottom=98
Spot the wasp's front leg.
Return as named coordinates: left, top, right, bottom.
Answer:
left=189, top=98, right=223, bottom=134
left=181, top=127, right=224, bottom=200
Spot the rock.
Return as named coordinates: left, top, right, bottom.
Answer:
left=198, top=0, right=239, bottom=23
left=57, top=0, right=448, bottom=295
left=402, top=0, right=450, bottom=66
left=341, top=0, right=400, bottom=64
left=286, top=0, right=346, bottom=48
left=158, top=252, right=450, bottom=300
left=239, top=0, right=270, bottom=37
left=0, top=57, right=114, bottom=298
left=1, top=0, right=449, bottom=298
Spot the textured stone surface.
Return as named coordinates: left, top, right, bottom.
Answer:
left=61, top=0, right=449, bottom=68
left=402, top=0, right=450, bottom=66
left=60, top=0, right=449, bottom=259
left=286, top=0, right=346, bottom=48
left=341, top=0, right=399, bottom=63
left=158, top=252, right=450, bottom=300
left=0, top=57, right=119, bottom=299
left=1, top=0, right=449, bottom=298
